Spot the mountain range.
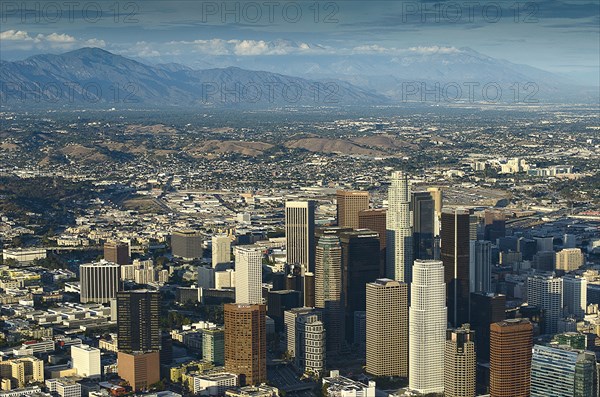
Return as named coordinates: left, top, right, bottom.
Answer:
left=0, top=47, right=596, bottom=109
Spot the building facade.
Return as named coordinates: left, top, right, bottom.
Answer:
left=80, top=261, right=120, bottom=304
left=444, top=325, right=476, bottom=397
left=336, top=190, right=369, bottom=229
left=386, top=171, right=413, bottom=283
left=285, top=200, right=316, bottom=272
left=234, top=246, right=263, bottom=305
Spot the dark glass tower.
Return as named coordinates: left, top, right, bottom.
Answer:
left=412, top=191, right=435, bottom=260
left=117, top=290, right=161, bottom=352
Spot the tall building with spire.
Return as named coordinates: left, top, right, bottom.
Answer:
left=409, top=260, right=446, bottom=394
left=386, top=171, right=413, bottom=282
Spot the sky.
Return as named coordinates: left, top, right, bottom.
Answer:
left=1, top=0, right=599, bottom=85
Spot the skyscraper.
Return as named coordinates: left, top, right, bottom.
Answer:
left=171, top=229, right=203, bottom=260
left=365, top=278, right=408, bottom=377
left=441, top=208, right=471, bottom=327
left=212, top=234, right=231, bottom=267
left=340, top=229, right=380, bottom=342
left=386, top=171, right=412, bottom=282
left=285, top=200, right=316, bottom=272
left=284, top=307, right=319, bottom=358
left=202, top=328, right=225, bottom=366
left=358, top=208, right=387, bottom=276
left=526, top=274, right=562, bottom=334
left=427, top=187, right=443, bottom=237
left=470, top=292, right=506, bottom=363
left=104, top=241, right=130, bottom=265
left=80, top=261, right=120, bottom=304
left=295, top=311, right=326, bottom=376
left=314, top=233, right=344, bottom=353
left=444, top=325, right=476, bottom=397
left=234, top=246, right=263, bottom=305
left=530, top=344, right=597, bottom=397
left=409, top=260, right=446, bottom=394
left=224, top=304, right=267, bottom=386
left=555, top=248, right=585, bottom=271
left=562, top=275, right=587, bottom=320
left=470, top=240, right=492, bottom=293
left=490, top=319, right=533, bottom=397
left=412, top=191, right=435, bottom=260
left=336, top=190, right=369, bottom=229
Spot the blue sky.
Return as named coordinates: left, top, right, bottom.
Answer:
left=1, top=0, right=599, bottom=85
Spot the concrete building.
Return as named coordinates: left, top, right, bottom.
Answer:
left=386, top=171, right=413, bottom=283
left=562, top=275, right=587, bottom=320
left=45, top=378, right=81, bottom=397
left=358, top=209, right=387, bottom=276
left=295, top=311, right=326, bottom=376
left=2, top=248, right=46, bottom=264
left=283, top=307, right=318, bottom=358
left=224, top=304, right=266, bottom=386
left=192, top=372, right=238, bottom=396
left=202, top=328, right=225, bottom=366
left=70, top=345, right=101, bottom=378
left=285, top=200, right=315, bottom=273
left=555, top=248, right=585, bottom=271
left=408, top=260, right=446, bottom=394
left=490, top=319, right=533, bottom=397
left=365, top=278, right=408, bottom=377
left=224, top=385, right=279, bottom=397
left=212, top=234, right=231, bottom=267
left=198, top=266, right=216, bottom=290
left=80, top=261, right=120, bottom=304
left=103, top=241, right=130, bottom=265
left=171, top=230, right=203, bottom=260
left=336, top=190, right=369, bottom=229
left=322, top=371, right=375, bottom=397
left=526, top=274, right=562, bottom=334
left=234, top=246, right=263, bottom=305
left=444, top=325, right=476, bottom=397
left=0, top=357, right=44, bottom=389
left=117, top=351, right=160, bottom=391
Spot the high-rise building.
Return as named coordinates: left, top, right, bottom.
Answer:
left=470, top=240, right=492, bottom=293
left=555, top=248, right=585, bottom=272
left=71, top=345, right=101, bottom=378
left=80, top=261, right=120, bottom=304
left=530, top=344, right=597, bottom=397
left=444, top=325, right=476, bottom=397
left=234, top=246, right=263, bottom=305
left=303, top=272, right=315, bottom=308
left=198, top=266, right=215, bottom=289
left=295, top=311, right=326, bottom=376
left=266, top=290, right=302, bottom=332
left=212, top=234, right=231, bottom=267
left=470, top=292, right=506, bottom=363
left=336, top=190, right=369, bottom=229
left=484, top=210, right=506, bottom=242
left=314, top=233, right=344, bottom=353
left=203, top=328, right=225, bottom=366
left=441, top=208, right=471, bottom=327
left=285, top=200, right=316, bottom=272
left=0, top=357, right=44, bottom=388
left=490, top=319, right=533, bottom=397
left=358, top=208, right=387, bottom=276
left=365, top=278, right=408, bottom=377
left=386, top=171, right=413, bottom=283
left=412, top=191, right=435, bottom=260
left=427, top=187, right=443, bottom=237
left=283, top=307, right=319, bottom=358
left=104, top=241, right=130, bottom=265
left=117, top=351, right=160, bottom=391
left=116, top=290, right=161, bottom=352
left=171, top=230, right=203, bottom=260
left=224, top=304, right=267, bottom=386
left=340, top=229, right=380, bottom=342
left=527, top=274, right=563, bottom=334
left=409, top=260, right=446, bottom=394
left=563, top=275, right=587, bottom=320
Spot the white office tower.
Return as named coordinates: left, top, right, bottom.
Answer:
left=71, top=344, right=101, bottom=378
left=563, top=275, right=587, bottom=320
left=386, top=171, right=413, bottom=282
left=234, top=246, right=263, bottom=305
left=212, top=234, right=231, bottom=267
left=295, top=312, right=326, bottom=376
left=409, top=259, right=446, bottom=394
left=80, top=261, right=120, bottom=303
left=285, top=200, right=316, bottom=273
left=527, top=274, right=563, bottom=334
left=470, top=240, right=492, bottom=293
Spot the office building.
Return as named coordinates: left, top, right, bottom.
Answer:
left=563, top=275, right=587, bottom=320
left=484, top=210, right=506, bottom=241
left=45, top=378, right=81, bottom=397
left=530, top=344, right=597, bottom=397
left=104, top=241, right=130, bottom=265
left=212, top=234, right=231, bottom=267
left=441, top=208, right=471, bottom=327
left=192, top=372, right=238, bottom=396
left=71, top=345, right=101, bottom=378
left=295, top=312, right=326, bottom=376
left=358, top=208, right=387, bottom=276
left=409, top=260, right=446, bottom=394
left=0, top=357, right=44, bottom=389
left=365, top=278, right=408, bottom=377
left=304, top=272, right=315, bottom=307
left=336, top=190, right=369, bottom=229
left=555, top=248, right=585, bottom=272
left=285, top=200, right=316, bottom=272
left=340, top=229, right=380, bottom=342
left=202, top=328, right=225, bottom=366
left=386, top=170, right=413, bottom=283
left=470, top=292, right=506, bottom=362
left=412, top=191, right=435, bottom=260
left=172, top=229, right=203, bottom=260
left=80, top=261, right=120, bottom=304
left=117, top=290, right=161, bottom=352
left=224, top=304, right=267, bottom=386
left=266, top=290, right=302, bottom=332
left=234, top=246, right=263, bottom=305
left=444, top=325, right=476, bottom=397
left=490, top=319, right=533, bottom=397
left=470, top=240, right=492, bottom=293
left=283, top=307, right=317, bottom=358
left=198, top=266, right=215, bottom=289
left=526, top=274, right=562, bottom=334
left=117, top=351, right=160, bottom=391
left=322, top=371, right=376, bottom=397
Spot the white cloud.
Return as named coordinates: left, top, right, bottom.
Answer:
left=0, top=30, right=105, bottom=50
left=0, top=30, right=34, bottom=41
